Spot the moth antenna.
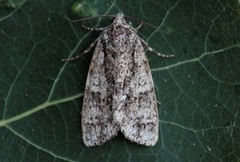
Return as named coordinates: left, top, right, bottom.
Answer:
left=124, top=15, right=171, bottom=35
left=64, top=14, right=171, bottom=35
left=63, top=15, right=115, bottom=22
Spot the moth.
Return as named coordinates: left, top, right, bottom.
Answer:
left=63, top=13, right=174, bottom=147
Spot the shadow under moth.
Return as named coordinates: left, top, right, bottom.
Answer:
left=63, top=13, right=174, bottom=147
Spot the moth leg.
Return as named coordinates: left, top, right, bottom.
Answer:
left=139, top=37, right=174, bottom=58
left=81, top=25, right=108, bottom=31
left=62, top=37, right=100, bottom=61
left=135, top=23, right=143, bottom=31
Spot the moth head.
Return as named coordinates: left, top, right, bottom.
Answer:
left=112, top=13, right=127, bottom=25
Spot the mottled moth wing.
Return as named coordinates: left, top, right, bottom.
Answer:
left=81, top=38, right=119, bottom=147
left=113, top=38, right=158, bottom=146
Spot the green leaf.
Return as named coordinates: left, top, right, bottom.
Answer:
left=1, top=0, right=240, bottom=161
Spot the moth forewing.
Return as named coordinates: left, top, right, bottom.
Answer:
left=112, top=37, right=159, bottom=146
left=81, top=40, right=119, bottom=147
